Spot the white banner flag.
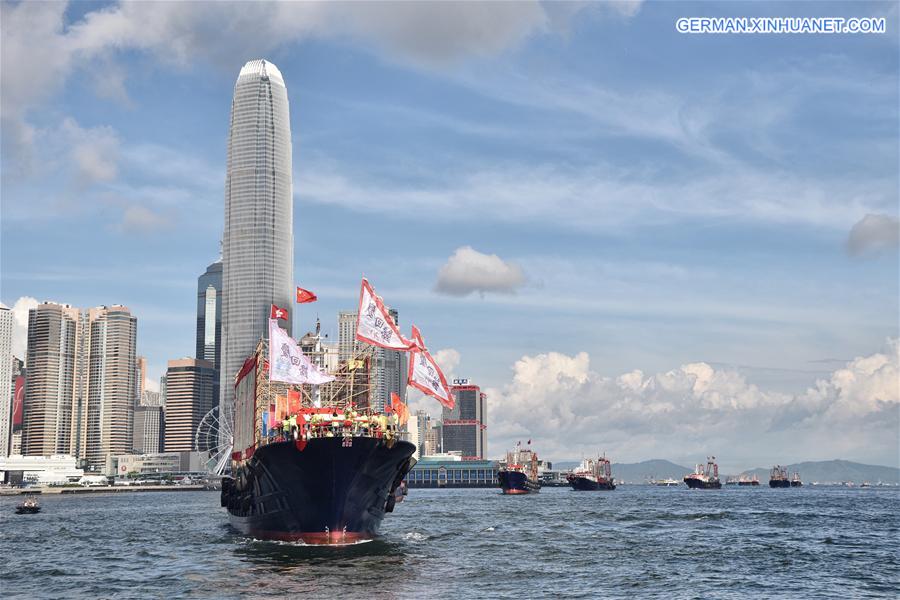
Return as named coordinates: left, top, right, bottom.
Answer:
left=407, top=325, right=454, bottom=409
left=268, top=319, right=335, bottom=385
left=355, top=278, right=416, bottom=351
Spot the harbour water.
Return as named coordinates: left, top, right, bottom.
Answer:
left=2, top=486, right=898, bottom=598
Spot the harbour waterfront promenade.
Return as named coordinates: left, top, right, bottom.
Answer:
left=0, top=484, right=206, bottom=496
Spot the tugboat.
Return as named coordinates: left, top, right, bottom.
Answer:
left=499, top=441, right=541, bottom=494
left=769, top=465, right=791, bottom=488
left=220, top=279, right=454, bottom=544
left=567, top=454, right=616, bottom=491
left=683, top=457, right=722, bottom=489
left=15, top=495, right=41, bottom=514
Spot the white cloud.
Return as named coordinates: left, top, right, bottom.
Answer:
left=435, top=246, right=526, bottom=297
left=61, top=117, right=119, bottom=186
left=297, top=159, right=892, bottom=232
left=7, top=297, right=40, bottom=361
left=484, top=340, right=899, bottom=468
left=846, top=213, right=900, bottom=257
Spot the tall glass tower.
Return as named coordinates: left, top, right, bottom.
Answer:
left=220, top=59, right=293, bottom=417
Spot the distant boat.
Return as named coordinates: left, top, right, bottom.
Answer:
left=726, top=474, right=760, bottom=486
left=499, top=443, right=541, bottom=494
left=769, top=465, right=792, bottom=488
left=684, top=457, right=722, bottom=489
left=567, top=454, right=615, bottom=491
left=650, top=478, right=680, bottom=487
left=15, top=495, right=40, bottom=514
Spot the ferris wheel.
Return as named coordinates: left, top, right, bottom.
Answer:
left=195, top=404, right=233, bottom=476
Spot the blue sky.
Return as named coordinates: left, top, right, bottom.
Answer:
left=2, top=1, right=898, bottom=468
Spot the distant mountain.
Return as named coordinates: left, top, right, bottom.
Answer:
left=740, top=460, right=899, bottom=485
left=612, top=459, right=693, bottom=483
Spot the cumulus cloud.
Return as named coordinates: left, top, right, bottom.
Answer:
left=435, top=246, right=526, bottom=297
left=6, top=297, right=40, bottom=361
left=846, top=213, right=900, bottom=257
left=484, top=340, right=899, bottom=468
left=1, top=1, right=630, bottom=158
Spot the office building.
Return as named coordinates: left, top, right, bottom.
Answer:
left=220, top=59, right=294, bottom=420
left=441, top=381, right=487, bottom=460
left=196, top=260, right=222, bottom=409
left=164, top=358, right=215, bottom=452
left=133, top=405, right=164, bottom=454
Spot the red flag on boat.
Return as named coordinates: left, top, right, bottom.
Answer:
left=288, top=389, right=302, bottom=415
left=270, top=304, right=288, bottom=320
left=407, top=325, right=454, bottom=409
left=296, top=287, right=317, bottom=304
left=355, top=278, right=416, bottom=351
left=390, top=392, right=409, bottom=426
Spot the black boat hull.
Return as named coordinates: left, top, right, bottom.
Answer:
left=769, top=480, right=791, bottom=488
left=499, top=470, right=540, bottom=494
left=684, top=478, right=722, bottom=489
left=221, top=437, right=415, bottom=544
left=568, top=476, right=615, bottom=491
left=15, top=506, right=40, bottom=514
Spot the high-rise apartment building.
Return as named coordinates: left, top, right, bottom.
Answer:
left=21, top=303, right=137, bottom=470
left=441, top=381, right=487, bottom=460
left=83, top=306, right=138, bottom=469
left=0, top=307, right=13, bottom=456
left=220, top=59, right=293, bottom=418
left=337, top=308, right=406, bottom=412
left=197, top=260, right=223, bottom=410
left=21, top=303, right=82, bottom=457
left=164, top=358, right=215, bottom=452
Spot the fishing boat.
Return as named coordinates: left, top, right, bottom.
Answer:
left=790, top=472, right=803, bottom=487
left=726, top=474, right=760, bottom=486
left=684, top=457, right=722, bottom=489
left=221, top=279, right=454, bottom=544
left=499, top=442, right=541, bottom=494
left=769, top=465, right=791, bottom=488
left=15, top=495, right=41, bottom=514
left=567, top=454, right=616, bottom=491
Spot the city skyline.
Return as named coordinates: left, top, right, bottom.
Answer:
left=1, top=1, right=898, bottom=469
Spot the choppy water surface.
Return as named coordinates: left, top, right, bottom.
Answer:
left=2, top=486, right=898, bottom=598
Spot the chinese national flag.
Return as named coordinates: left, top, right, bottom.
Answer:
left=270, top=304, right=288, bottom=320
left=288, top=389, right=302, bottom=415
left=296, top=287, right=317, bottom=304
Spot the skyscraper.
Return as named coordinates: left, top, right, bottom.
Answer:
left=22, top=303, right=137, bottom=469
left=442, top=381, right=487, bottom=460
left=0, top=307, right=13, bottom=456
left=220, top=59, right=294, bottom=418
left=196, top=260, right=222, bottom=408
left=164, top=358, right=215, bottom=452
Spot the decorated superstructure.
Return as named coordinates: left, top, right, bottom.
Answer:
left=221, top=278, right=454, bottom=544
